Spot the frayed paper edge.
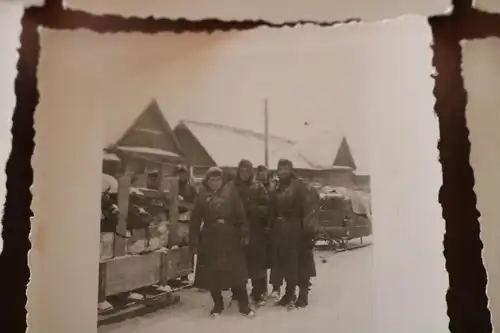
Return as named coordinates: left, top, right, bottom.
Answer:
left=62, top=0, right=453, bottom=24
left=36, top=13, right=434, bottom=42
left=0, top=0, right=23, bottom=255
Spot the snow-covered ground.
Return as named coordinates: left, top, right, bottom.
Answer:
left=99, top=238, right=374, bottom=333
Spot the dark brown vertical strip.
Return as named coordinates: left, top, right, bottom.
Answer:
left=0, top=12, right=39, bottom=333
left=430, top=8, right=492, bottom=333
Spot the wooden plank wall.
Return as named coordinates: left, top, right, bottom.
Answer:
left=105, top=252, right=162, bottom=296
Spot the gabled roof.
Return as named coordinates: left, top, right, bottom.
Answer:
left=176, top=120, right=313, bottom=169
left=107, top=100, right=185, bottom=160
left=333, top=137, right=357, bottom=170
left=296, top=133, right=357, bottom=170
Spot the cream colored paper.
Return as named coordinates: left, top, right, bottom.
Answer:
left=0, top=0, right=44, bottom=7
left=464, top=38, right=500, bottom=332
left=64, top=0, right=452, bottom=23
left=473, top=0, right=500, bottom=12
left=0, top=1, right=23, bottom=255
left=32, top=16, right=447, bottom=333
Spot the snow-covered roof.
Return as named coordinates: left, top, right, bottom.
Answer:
left=103, top=151, right=120, bottom=161
left=181, top=120, right=313, bottom=169
left=116, top=146, right=180, bottom=158
left=294, top=166, right=353, bottom=171
left=295, top=133, right=352, bottom=169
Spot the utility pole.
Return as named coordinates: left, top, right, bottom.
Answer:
left=264, top=99, right=269, bottom=168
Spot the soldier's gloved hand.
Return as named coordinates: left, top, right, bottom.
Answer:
left=242, top=237, right=250, bottom=246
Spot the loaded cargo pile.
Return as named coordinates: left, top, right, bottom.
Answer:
left=98, top=173, right=194, bottom=326
left=306, top=181, right=373, bottom=251
left=100, top=187, right=173, bottom=260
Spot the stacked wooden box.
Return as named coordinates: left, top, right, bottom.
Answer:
left=98, top=246, right=193, bottom=302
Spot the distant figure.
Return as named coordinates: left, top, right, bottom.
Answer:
left=100, top=190, right=119, bottom=233
left=230, top=160, right=271, bottom=306
left=176, top=164, right=197, bottom=246
left=189, top=167, right=255, bottom=318
left=255, top=165, right=283, bottom=299
left=270, top=159, right=318, bottom=308
left=177, top=165, right=197, bottom=210
left=176, top=164, right=198, bottom=282
left=255, top=165, right=270, bottom=186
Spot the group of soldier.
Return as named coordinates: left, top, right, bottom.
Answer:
left=176, top=158, right=319, bottom=319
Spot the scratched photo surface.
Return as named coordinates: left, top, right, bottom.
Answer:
left=464, top=38, right=500, bottom=333
left=31, top=17, right=447, bottom=333
left=64, top=0, right=451, bottom=23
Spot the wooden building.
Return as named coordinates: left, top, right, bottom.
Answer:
left=173, top=120, right=363, bottom=189
left=296, top=134, right=368, bottom=189
left=354, top=173, right=371, bottom=192
left=174, top=120, right=312, bottom=178
left=103, top=100, right=186, bottom=184
left=333, top=137, right=357, bottom=170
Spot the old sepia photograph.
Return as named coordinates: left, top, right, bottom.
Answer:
left=96, top=26, right=373, bottom=332
left=32, top=17, right=447, bottom=333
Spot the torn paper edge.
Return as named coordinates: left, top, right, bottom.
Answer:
left=35, top=13, right=434, bottom=44
left=37, top=19, right=369, bottom=43
left=0, top=1, right=23, bottom=256
left=62, top=0, right=453, bottom=25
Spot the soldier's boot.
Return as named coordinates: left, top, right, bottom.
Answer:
left=233, top=286, right=256, bottom=318
left=276, top=284, right=296, bottom=307
left=251, top=278, right=267, bottom=306
left=295, top=278, right=310, bottom=308
left=210, top=290, right=224, bottom=317
left=295, top=289, right=309, bottom=308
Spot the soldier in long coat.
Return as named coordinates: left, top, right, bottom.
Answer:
left=230, top=160, right=271, bottom=306
left=189, top=166, right=255, bottom=318
left=255, top=165, right=283, bottom=300
left=270, top=159, right=318, bottom=308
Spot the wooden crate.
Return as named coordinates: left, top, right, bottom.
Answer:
left=100, top=232, right=115, bottom=261
left=160, top=247, right=193, bottom=282
left=98, top=172, right=189, bottom=301
left=104, top=252, right=162, bottom=296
